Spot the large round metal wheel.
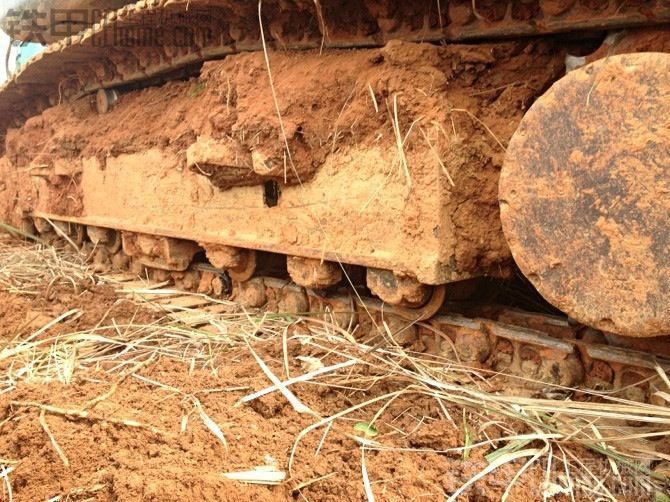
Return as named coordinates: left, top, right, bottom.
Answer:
left=500, top=52, right=669, bottom=338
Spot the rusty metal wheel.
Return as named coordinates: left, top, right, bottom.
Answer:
left=500, top=52, right=670, bottom=338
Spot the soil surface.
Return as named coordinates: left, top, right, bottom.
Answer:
left=0, top=241, right=650, bottom=502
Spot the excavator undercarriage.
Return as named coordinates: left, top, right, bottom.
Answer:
left=0, top=1, right=669, bottom=409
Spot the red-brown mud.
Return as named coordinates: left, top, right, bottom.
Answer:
left=0, top=274, right=641, bottom=501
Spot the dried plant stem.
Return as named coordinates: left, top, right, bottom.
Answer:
left=12, top=401, right=170, bottom=437
left=39, top=410, right=70, bottom=467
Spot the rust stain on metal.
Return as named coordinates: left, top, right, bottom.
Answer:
left=500, top=52, right=670, bottom=338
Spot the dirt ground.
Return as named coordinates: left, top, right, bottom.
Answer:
left=0, top=287, right=535, bottom=501
left=0, top=240, right=663, bottom=502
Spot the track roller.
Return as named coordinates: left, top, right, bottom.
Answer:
left=287, top=256, right=342, bottom=290
left=366, top=269, right=432, bottom=308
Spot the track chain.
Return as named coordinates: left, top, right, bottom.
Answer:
left=28, top=221, right=670, bottom=404
left=2, top=0, right=670, bottom=146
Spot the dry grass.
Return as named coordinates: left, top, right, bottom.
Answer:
left=0, top=235, right=669, bottom=500
left=0, top=237, right=93, bottom=297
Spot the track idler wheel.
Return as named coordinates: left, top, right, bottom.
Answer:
left=500, top=52, right=670, bottom=338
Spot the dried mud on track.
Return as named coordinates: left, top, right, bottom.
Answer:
left=1, top=40, right=570, bottom=284
left=0, top=237, right=667, bottom=501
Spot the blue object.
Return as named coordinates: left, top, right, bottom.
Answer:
left=15, top=41, right=44, bottom=70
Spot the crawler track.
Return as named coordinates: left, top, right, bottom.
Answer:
left=2, top=0, right=670, bottom=142
left=29, top=220, right=670, bottom=406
